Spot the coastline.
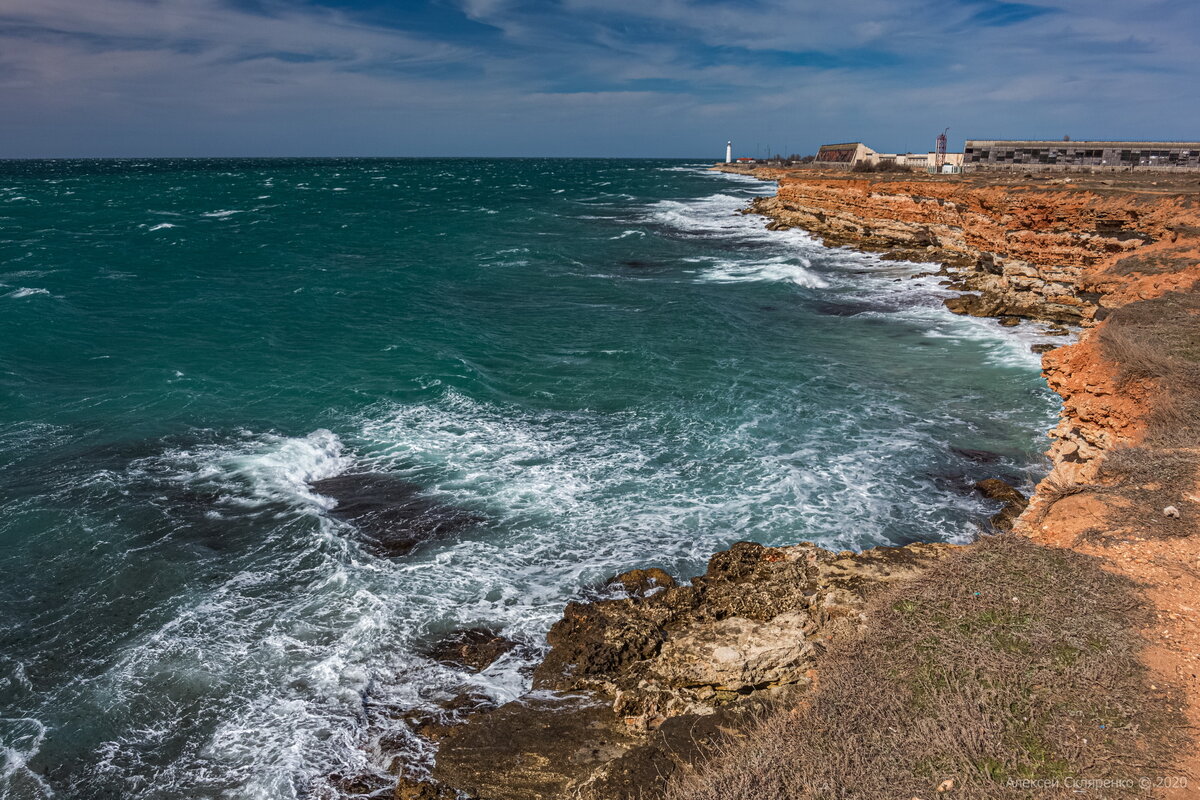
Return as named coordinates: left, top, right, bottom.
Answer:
left=365, top=166, right=1197, bottom=799
left=720, top=163, right=1200, bottom=795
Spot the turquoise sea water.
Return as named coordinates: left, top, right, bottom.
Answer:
left=0, top=159, right=1060, bottom=798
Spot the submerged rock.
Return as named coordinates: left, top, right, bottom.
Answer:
left=424, top=628, right=518, bottom=673
left=951, top=446, right=1004, bottom=463
left=310, top=473, right=483, bottom=557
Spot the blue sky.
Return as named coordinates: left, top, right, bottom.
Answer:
left=0, top=0, right=1195, bottom=157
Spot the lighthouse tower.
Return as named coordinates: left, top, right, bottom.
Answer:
left=725, top=141, right=733, bottom=164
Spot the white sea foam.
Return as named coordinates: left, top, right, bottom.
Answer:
left=609, top=230, right=645, bottom=240
left=6, top=288, right=49, bottom=299
left=147, top=223, right=177, bottom=231
left=213, top=429, right=352, bottom=510
left=696, top=256, right=829, bottom=287
left=0, top=718, right=53, bottom=799
left=5, top=163, right=1059, bottom=799
left=202, top=210, right=244, bottom=219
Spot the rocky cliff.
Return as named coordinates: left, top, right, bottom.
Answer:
left=734, top=168, right=1200, bottom=493
left=728, top=166, right=1200, bottom=796
left=337, top=170, right=1199, bottom=800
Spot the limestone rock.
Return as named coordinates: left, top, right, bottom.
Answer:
left=650, top=610, right=814, bottom=692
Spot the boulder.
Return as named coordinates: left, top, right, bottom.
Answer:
left=975, top=478, right=1027, bottom=504
left=651, top=610, right=814, bottom=692
left=975, top=479, right=1030, bottom=530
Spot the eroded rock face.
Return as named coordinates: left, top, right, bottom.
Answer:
left=650, top=610, right=814, bottom=691
left=427, top=538, right=954, bottom=800
left=741, top=174, right=1200, bottom=329
left=432, top=695, right=641, bottom=800
left=532, top=540, right=953, bottom=728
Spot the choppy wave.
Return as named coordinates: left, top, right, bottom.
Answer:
left=694, top=255, right=829, bottom=287
left=0, top=159, right=1060, bottom=800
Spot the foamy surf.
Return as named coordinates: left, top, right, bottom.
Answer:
left=5, top=288, right=50, bottom=299
left=695, top=256, right=829, bottom=287
left=0, top=158, right=1061, bottom=799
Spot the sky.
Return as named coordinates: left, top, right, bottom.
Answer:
left=0, top=0, right=1196, bottom=157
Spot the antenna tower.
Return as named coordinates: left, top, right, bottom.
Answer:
left=935, top=128, right=949, bottom=171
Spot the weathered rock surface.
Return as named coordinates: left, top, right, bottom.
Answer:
left=734, top=172, right=1200, bottom=331
left=532, top=539, right=952, bottom=726
left=424, top=538, right=954, bottom=799
left=974, top=478, right=1030, bottom=530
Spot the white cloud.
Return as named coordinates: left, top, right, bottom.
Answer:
left=0, top=0, right=1195, bottom=156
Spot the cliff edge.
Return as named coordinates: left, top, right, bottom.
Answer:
left=332, top=168, right=1198, bottom=800
left=724, top=164, right=1200, bottom=797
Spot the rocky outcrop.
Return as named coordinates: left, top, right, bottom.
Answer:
left=349, top=171, right=1200, bottom=800
left=423, top=539, right=953, bottom=799
left=533, top=540, right=951, bottom=727
left=725, top=167, right=1200, bottom=499
left=743, top=177, right=1196, bottom=325
left=717, top=169, right=1200, bottom=792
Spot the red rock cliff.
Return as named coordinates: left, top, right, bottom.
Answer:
left=729, top=167, right=1200, bottom=793
left=731, top=167, right=1200, bottom=493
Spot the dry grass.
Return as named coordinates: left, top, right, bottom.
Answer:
left=1092, top=291, right=1200, bottom=534
left=665, top=535, right=1188, bottom=800
left=1108, top=250, right=1197, bottom=277
left=1037, top=475, right=1087, bottom=505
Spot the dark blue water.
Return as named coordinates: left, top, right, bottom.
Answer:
left=0, top=158, right=1060, bottom=798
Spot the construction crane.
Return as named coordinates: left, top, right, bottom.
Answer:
left=935, top=128, right=949, bottom=171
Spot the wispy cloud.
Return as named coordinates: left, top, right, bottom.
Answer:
left=0, top=0, right=1195, bottom=156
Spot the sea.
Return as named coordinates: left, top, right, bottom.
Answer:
left=0, top=158, right=1062, bottom=799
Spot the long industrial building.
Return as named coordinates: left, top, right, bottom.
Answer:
left=964, top=140, right=1200, bottom=169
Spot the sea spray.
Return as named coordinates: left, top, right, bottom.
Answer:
left=0, top=158, right=1059, bottom=798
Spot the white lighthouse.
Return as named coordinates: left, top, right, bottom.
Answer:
left=725, top=141, right=732, bottom=163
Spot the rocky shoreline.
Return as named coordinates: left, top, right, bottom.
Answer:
left=339, top=167, right=1198, bottom=799
left=720, top=165, right=1200, bottom=498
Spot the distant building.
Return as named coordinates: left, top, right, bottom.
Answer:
left=814, top=142, right=875, bottom=166
left=813, top=142, right=964, bottom=171
left=964, top=140, right=1200, bottom=169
